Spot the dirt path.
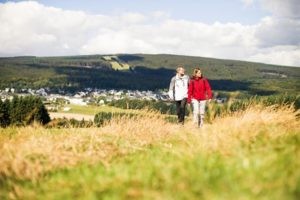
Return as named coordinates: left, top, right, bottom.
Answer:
left=49, top=112, right=94, bottom=121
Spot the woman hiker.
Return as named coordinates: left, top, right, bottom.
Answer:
left=187, top=68, right=212, bottom=127
left=168, top=66, right=190, bottom=125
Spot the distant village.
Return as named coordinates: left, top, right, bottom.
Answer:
left=0, top=87, right=227, bottom=111
left=0, top=87, right=170, bottom=105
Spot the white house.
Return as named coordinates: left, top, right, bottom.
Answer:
left=66, top=97, right=87, bottom=106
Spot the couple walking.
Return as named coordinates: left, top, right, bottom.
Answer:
left=168, top=65, right=212, bottom=127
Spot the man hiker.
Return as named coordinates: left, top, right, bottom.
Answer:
left=168, top=66, right=190, bottom=125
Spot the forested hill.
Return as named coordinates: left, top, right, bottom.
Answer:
left=0, top=54, right=299, bottom=94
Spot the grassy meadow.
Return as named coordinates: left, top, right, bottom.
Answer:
left=58, top=104, right=139, bottom=116
left=0, top=104, right=299, bottom=200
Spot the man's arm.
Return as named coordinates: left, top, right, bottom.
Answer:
left=168, top=77, right=175, bottom=100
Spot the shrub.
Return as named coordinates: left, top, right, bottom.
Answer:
left=94, top=112, right=138, bottom=127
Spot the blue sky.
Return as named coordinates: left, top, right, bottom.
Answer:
left=0, top=0, right=299, bottom=66
left=0, top=0, right=268, bottom=24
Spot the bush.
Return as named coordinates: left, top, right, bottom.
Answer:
left=46, top=118, right=93, bottom=128
left=94, top=112, right=138, bottom=127
left=108, top=98, right=189, bottom=115
left=229, top=94, right=300, bottom=113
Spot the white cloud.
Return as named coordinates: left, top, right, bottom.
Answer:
left=242, top=0, right=300, bottom=18
left=261, top=0, right=300, bottom=18
left=0, top=1, right=299, bottom=66
left=254, top=16, right=300, bottom=48
left=241, top=0, right=255, bottom=7
left=248, top=45, right=300, bottom=66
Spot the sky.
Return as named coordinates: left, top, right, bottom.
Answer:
left=0, top=0, right=299, bottom=66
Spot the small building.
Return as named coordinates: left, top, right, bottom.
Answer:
left=66, top=97, right=87, bottom=106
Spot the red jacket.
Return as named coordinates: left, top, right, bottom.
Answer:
left=187, top=77, right=212, bottom=103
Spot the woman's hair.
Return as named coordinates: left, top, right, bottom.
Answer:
left=193, top=68, right=202, bottom=78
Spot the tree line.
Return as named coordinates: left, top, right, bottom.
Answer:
left=0, top=96, right=50, bottom=127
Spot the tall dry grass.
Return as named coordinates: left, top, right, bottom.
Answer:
left=181, top=105, right=300, bottom=156
left=0, top=111, right=174, bottom=181
left=0, top=105, right=299, bottom=182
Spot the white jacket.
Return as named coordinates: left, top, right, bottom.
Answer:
left=168, top=74, right=189, bottom=101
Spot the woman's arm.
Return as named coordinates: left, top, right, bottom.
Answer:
left=205, top=79, right=213, bottom=100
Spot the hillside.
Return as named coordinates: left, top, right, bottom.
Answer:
left=0, top=54, right=299, bottom=94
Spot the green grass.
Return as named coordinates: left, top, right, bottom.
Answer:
left=1, top=105, right=299, bottom=199
left=1, top=133, right=299, bottom=200
left=59, top=104, right=138, bottom=115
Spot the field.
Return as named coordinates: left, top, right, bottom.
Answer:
left=110, top=61, right=130, bottom=71
left=49, top=104, right=140, bottom=121
left=0, top=105, right=299, bottom=199
left=57, top=104, right=138, bottom=115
